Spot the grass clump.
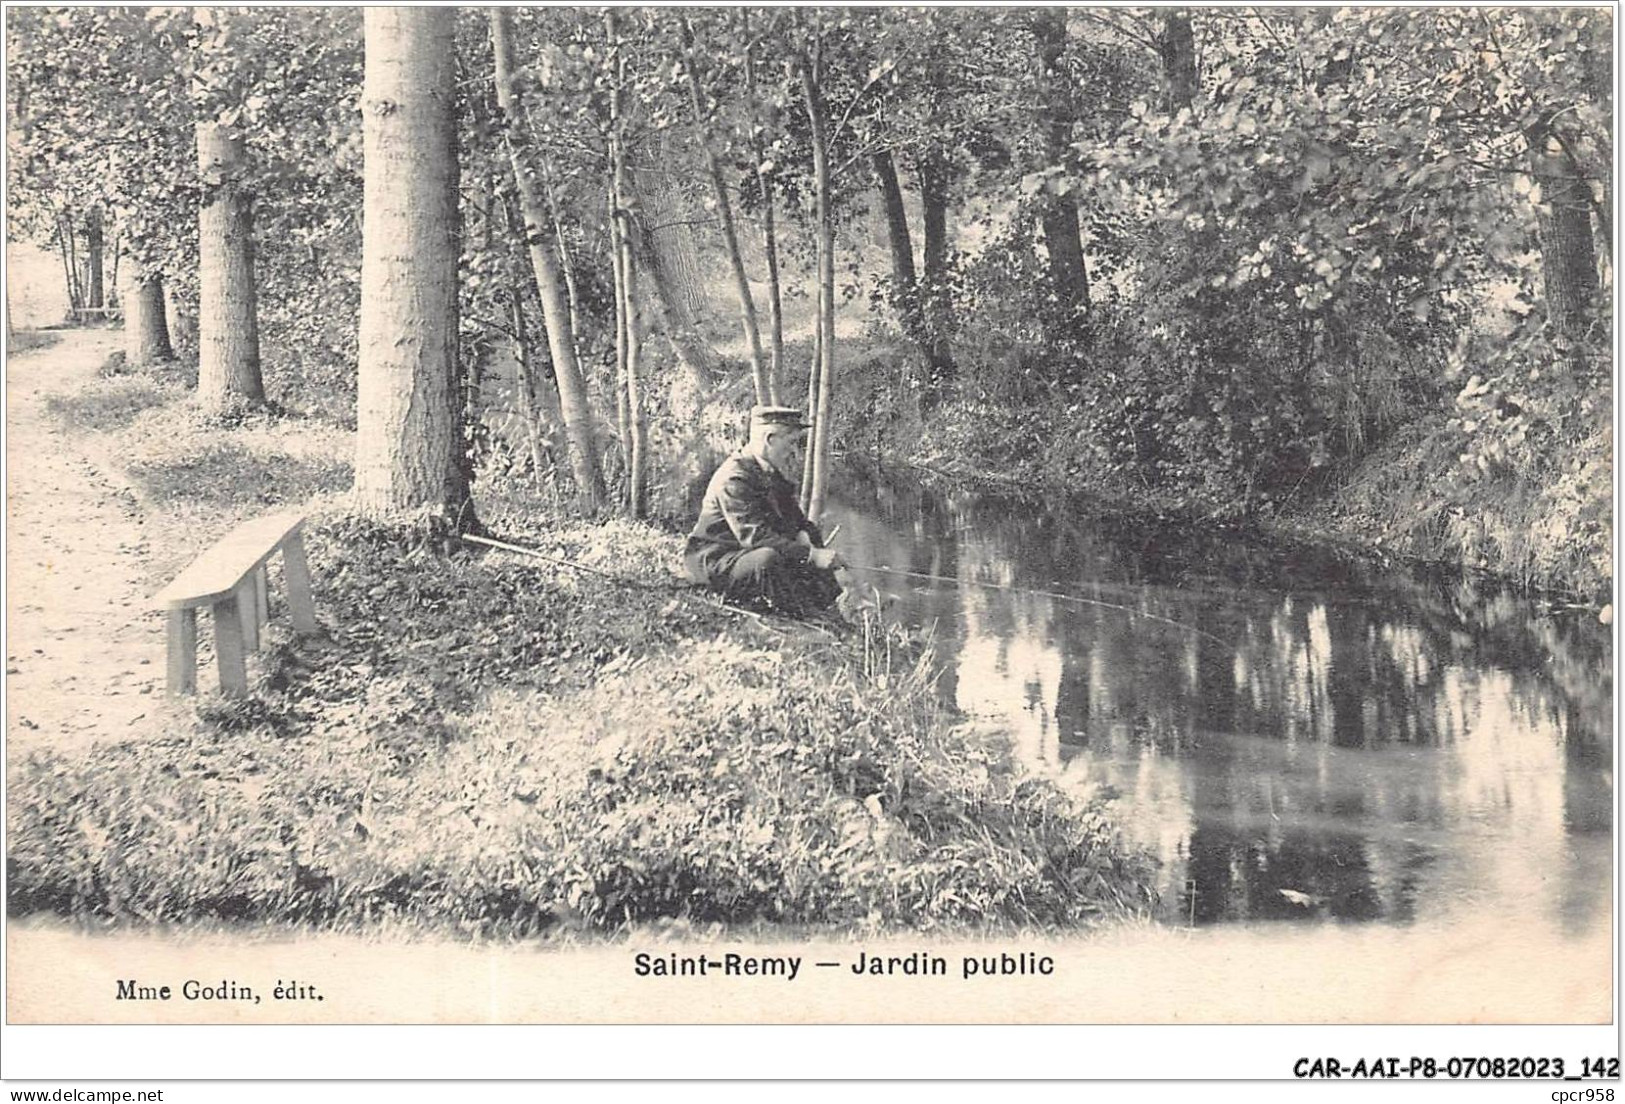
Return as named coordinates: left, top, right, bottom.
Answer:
left=8, top=329, right=62, bottom=356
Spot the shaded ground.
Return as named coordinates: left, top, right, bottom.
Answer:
left=6, top=329, right=170, bottom=754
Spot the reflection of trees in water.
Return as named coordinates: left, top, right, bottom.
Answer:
left=830, top=469, right=1614, bottom=926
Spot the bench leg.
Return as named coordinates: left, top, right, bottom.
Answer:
left=255, top=566, right=269, bottom=630
left=212, top=596, right=248, bottom=696
left=282, top=531, right=318, bottom=635
left=166, top=609, right=198, bottom=696
left=237, top=579, right=260, bottom=653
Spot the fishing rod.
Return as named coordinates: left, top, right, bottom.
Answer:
left=849, top=562, right=1234, bottom=648
left=460, top=532, right=674, bottom=590
left=464, top=533, right=1230, bottom=648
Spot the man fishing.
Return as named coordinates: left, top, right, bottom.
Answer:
left=684, top=405, right=845, bottom=615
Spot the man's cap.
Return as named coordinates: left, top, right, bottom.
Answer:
left=750, top=405, right=812, bottom=430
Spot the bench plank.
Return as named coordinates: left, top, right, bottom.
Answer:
left=152, top=512, right=306, bottom=609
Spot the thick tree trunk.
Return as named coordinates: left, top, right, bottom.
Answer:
left=196, top=121, right=265, bottom=412
left=1032, top=8, right=1091, bottom=311
left=917, top=150, right=956, bottom=379
left=800, top=52, right=837, bottom=524
left=1159, top=10, right=1198, bottom=110
left=637, top=143, right=710, bottom=319
left=490, top=7, right=605, bottom=511
left=1527, top=117, right=1601, bottom=341
left=874, top=150, right=918, bottom=294
left=624, top=208, right=721, bottom=390
left=84, top=207, right=104, bottom=309
left=355, top=7, right=471, bottom=521
left=122, top=266, right=174, bottom=366
left=685, top=46, right=770, bottom=405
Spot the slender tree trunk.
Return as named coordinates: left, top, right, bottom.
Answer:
left=538, top=158, right=582, bottom=365
left=608, top=12, right=647, bottom=517
left=801, top=321, right=821, bottom=511
left=196, top=121, right=265, bottom=412
left=623, top=237, right=647, bottom=519
left=57, top=212, right=81, bottom=313
left=122, top=265, right=174, bottom=366
left=1527, top=116, right=1601, bottom=342
left=508, top=295, right=549, bottom=485
left=1032, top=8, right=1091, bottom=311
left=503, top=196, right=566, bottom=486
left=800, top=49, right=837, bottom=524
left=1159, top=10, right=1198, bottom=110
left=355, top=7, right=471, bottom=522
left=744, top=24, right=785, bottom=402
left=682, top=23, right=769, bottom=404
left=84, top=207, right=104, bottom=309
left=610, top=186, right=632, bottom=488
left=490, top=7, right=605, bottom=511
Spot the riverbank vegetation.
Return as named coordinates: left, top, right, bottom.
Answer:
left=10, top=345, right=1156, bottom=932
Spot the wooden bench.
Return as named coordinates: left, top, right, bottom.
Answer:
left=151, top=512, right=318, bottom=696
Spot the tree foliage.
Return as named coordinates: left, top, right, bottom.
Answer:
left=7, top=7, right=1610, bottom=572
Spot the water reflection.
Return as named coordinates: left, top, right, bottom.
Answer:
left=825, top=470, right=1613, bottom=931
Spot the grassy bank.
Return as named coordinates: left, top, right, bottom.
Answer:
left=7, top=346, right=1157, bottom=936
left=874, top=390, right=1612, bottom=602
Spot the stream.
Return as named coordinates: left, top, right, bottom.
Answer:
left=823, top=467, right=1614, bottom=934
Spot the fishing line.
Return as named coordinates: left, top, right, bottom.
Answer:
left=852, top=563, right=1234, bottom=648
left=463, top=533, right=1231, bottom=647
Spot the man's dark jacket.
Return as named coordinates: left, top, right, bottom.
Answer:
left=684, top=451, right=824, bottom=584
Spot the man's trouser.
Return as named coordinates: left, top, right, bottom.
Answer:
left=688, top=545, right=840, bottom=614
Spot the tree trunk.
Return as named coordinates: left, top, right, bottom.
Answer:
left=490, top=7, right=605, bottom=511
left=637, top=141, right=710, bottom=319
left=355, top=7, right=471, bottom=522
left=122, top=266, right=174, bottom=366
left=624, top=208, right=722, bottom=391
left=916, top=150, right=956, bottom=379
left=745, top=23, right=785, bottom=402
left=1159, top=10, right=1198, bottom=110
left=84, top=207, right=104, bottom=309
left=683, top=21, right=769, bottom=404
left=607, top=16, right=647, bottom=519
left=801, top=322, right=821, bottom=511
left=800, top=50, right=837, bottom=525
left=503, top=196, right=567, bottom=488
left=196, top=121, right=265, bottom=412
left=1032, top=8, right=1091, bottom=311
left=57, top=212, right=81, bottom=313
left=1527, top=116, right=1601, bottom=342
left=874, top=149, right=918, bottom=294
left=538, top=158, right=583, bottom=365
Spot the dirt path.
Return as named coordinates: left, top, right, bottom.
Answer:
left=6, top=328, right=168, bottom=756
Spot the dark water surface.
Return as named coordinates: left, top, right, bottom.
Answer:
left=824, top=468, right=1614, bottom=931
